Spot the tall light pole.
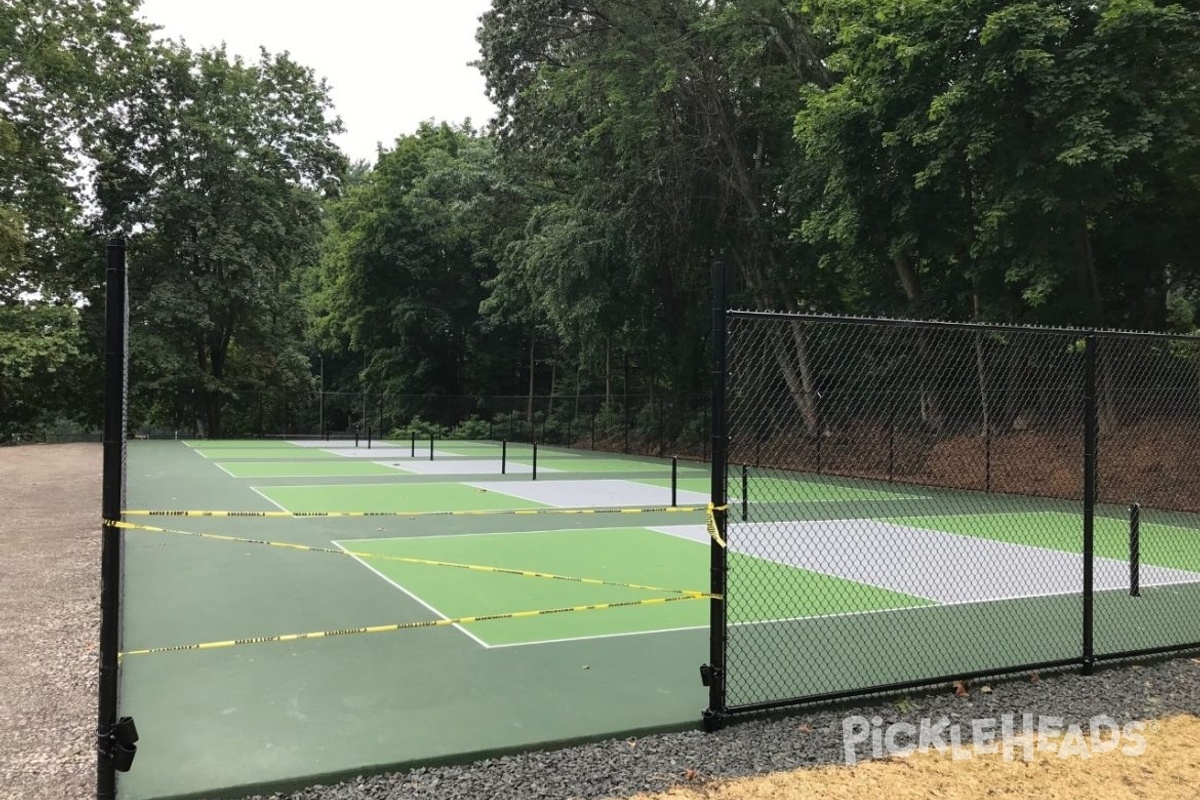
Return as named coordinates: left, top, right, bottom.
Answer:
left=318, top=355, right=324, bottom=439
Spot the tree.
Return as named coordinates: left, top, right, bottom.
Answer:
left=795, top=0, right=1200, bottom=329
left=96, top=43, right=346, bottom=436
left=313, top=122, right=525, bottom=410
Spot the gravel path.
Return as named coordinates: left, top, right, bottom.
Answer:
left=4, top=442, right=1199, bottom=800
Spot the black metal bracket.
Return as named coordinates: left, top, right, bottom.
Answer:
left=98, top=716, right=139, bottom=772
left=699, top=663, right=722, bottom=687
left=701, top=707, right=725, bottom=732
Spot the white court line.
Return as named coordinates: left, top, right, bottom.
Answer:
left=331, top=541, right=491, bottom=649
left=210, top=462, right=241, bottom=478
left=248, top=486, right=291, bottom=513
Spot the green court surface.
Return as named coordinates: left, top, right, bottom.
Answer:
left=889, top=511, right=1200, bottom=572
left=184, top=439, right=305, bottom=449
left=337, top=528, right=928, bottom=646
left=256, top=481, right=553, bottom=513
left=191, top=447, right=337, bottom=460
left=219, top=460, right=407, bottom=478
left=115, top=439, right=1200, bottom=800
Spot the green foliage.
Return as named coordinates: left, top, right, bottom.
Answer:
left=0, top=302, right=83, bottom=435
left=795, top=0, right=1200, bottom=327
left=312, top=122, right=525, bottom=398
left=449, top=416, right=491, bottom=440
left=96, top=44, right=346, bottom=436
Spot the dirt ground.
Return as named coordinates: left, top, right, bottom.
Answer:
left=2, top=443, right=1198, bottom=800
left=0, top=443, right=100, bottom=800
left=635, top=714, right=1200, bottom=800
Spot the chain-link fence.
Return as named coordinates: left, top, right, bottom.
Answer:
left=706, top=311, right=1200, bottom=721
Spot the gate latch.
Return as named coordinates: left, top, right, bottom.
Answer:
left=699, top=663, right=722, bottom=687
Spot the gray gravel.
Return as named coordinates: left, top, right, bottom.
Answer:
left=245, top=656, right=1200, bottom=800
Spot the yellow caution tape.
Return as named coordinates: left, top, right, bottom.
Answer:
left=706, top=502, right=728, bottom=548
left=120, top=505, right=705, bottom=519
left=118, top=593, right=717, bottom=658
left=106, top=519, right=714, bottom=598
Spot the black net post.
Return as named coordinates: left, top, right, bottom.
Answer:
left=1082, top=334, right=1097, bottom=675
left=1130, top=503, right=1141, bottom=597
left=671, top=456, right=678, bottom=507
left=502, top=439, right=507, bottom=474
left=702, top=260, right=729, bottom=730
left=98, top=238, right=136, bottom=796
left=532, top=442, right=538, bottom=481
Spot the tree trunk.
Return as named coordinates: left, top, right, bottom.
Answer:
left=894, top=253, right=944, bottom=431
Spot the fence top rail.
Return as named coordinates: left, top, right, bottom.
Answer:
left=727, top=309, right=1200, bottom=343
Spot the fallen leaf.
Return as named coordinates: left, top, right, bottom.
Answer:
left=1030, top=672, right=1041, bottom=684
left=684, top=768, right=698, bottom=781
left=981, top=685, right=993, bottom=694
left=954, top=680, right=969, bottom=697
left=797, top=724, right=812, bottom=734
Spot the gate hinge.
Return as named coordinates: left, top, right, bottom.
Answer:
left=97, top=716, right=138, bottom=772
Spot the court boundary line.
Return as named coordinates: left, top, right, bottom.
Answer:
left=331, top=541, right=492, bottom=649
left=211, top=462, right=238, bottom=478
left=248, top=486, right=291, bottom=513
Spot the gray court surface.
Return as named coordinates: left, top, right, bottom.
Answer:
left=652, top=520, right=1200, bottom=604
left=385, top=459, right=557, bottom=475
left=467, top=479, right=710, bottom=509
left=287, top=439, right=362, bottom=448
left=322, top=447, right=456, bottom=459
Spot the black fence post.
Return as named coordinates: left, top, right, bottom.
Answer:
left=1130, top=503, right=1141, bottom=597
left=888, top=418, right=895, bottom=483
left=532, top=442, right=538, bottom=481
left=411, top=430, right=416, bottom=458
left=1082, top=334, right=1097, bottom=675
left=98, top=238, right=136, bottom=796
left=702, top=259, right=729, bottom=731
left=430, top=433, right=435, bottom=461
left=502, top=439, right=507, bottom=475
left=985, top=424, right=992, bottom=492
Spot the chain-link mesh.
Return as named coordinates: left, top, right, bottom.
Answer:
left=1093, top=333, right=1200, bottom=656
left=723, top=313, right=1098, bottom=710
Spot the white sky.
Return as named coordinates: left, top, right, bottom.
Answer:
left=136, top=0, right=498, bottom=163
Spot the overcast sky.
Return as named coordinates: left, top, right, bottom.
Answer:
left=137, top=0, right=498, bottom=163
